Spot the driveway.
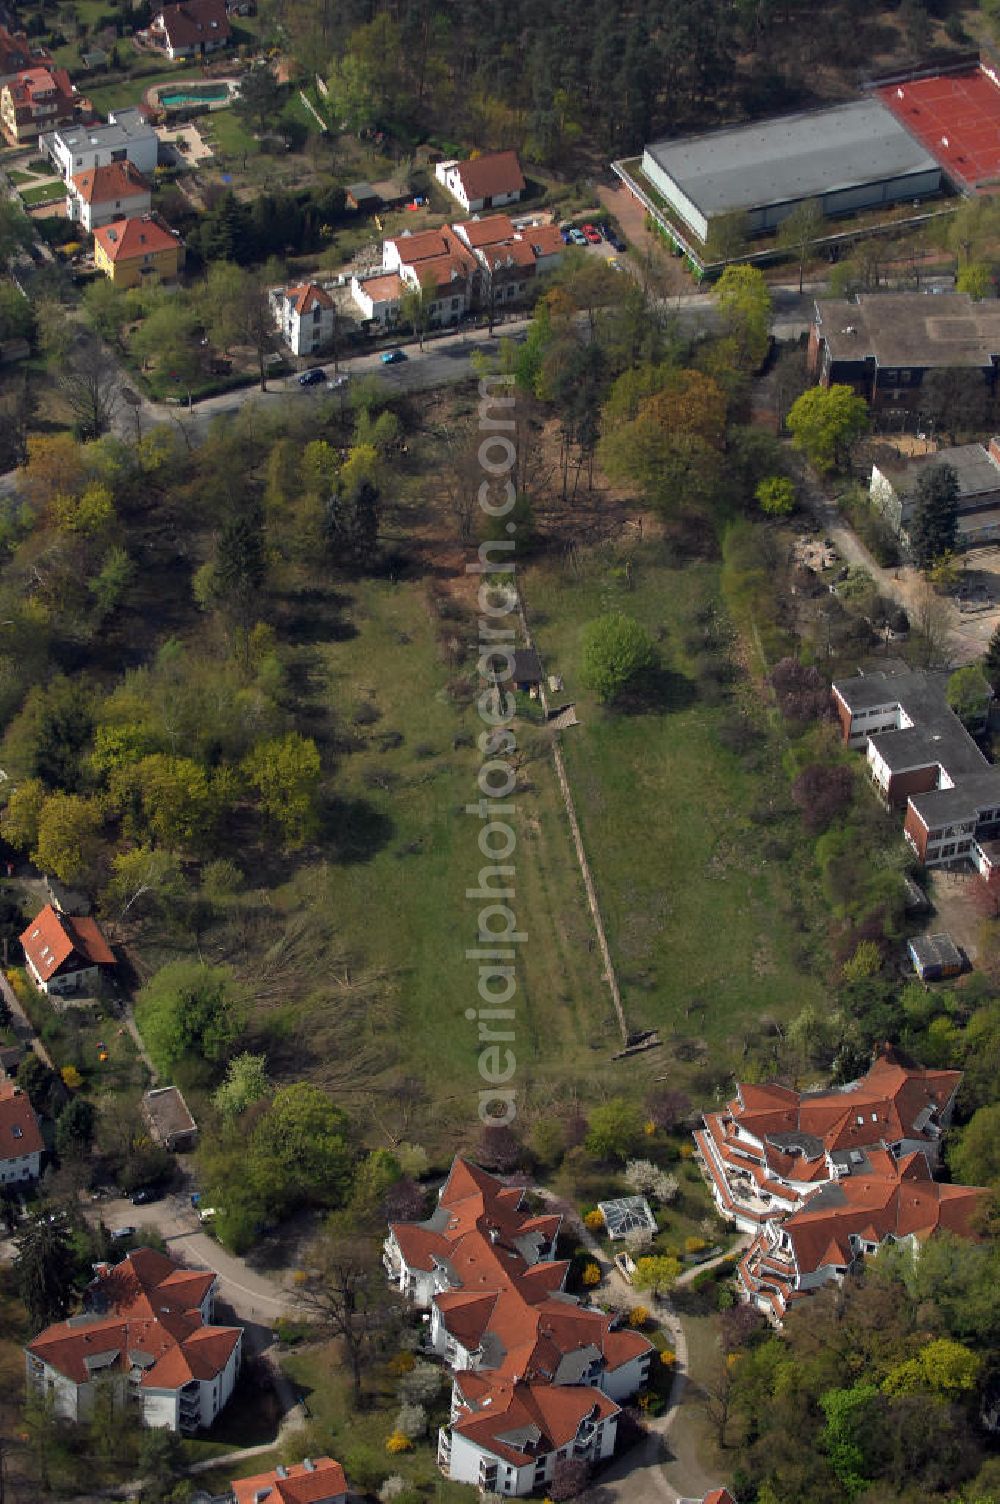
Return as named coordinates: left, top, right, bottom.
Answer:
left=537, top=1187, right=745, bottom=1504
left=85, top=1186, right=297, bottom=1323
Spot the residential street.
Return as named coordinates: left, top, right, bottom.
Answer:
left=82, top=1186, right=296, bottom=1323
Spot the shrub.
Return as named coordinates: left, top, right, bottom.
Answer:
left=395, top=1402, right=427, bottom=1440
left=660, top=1348, right=676, bottom=1366
left=60, top=1065, right=83, bottom=1089
left=387, top=1351, right=415, bottom=1377
left=685, top=1236, right=707, bottom=1255
left=581, top=1262, right=602, bottom=1287
left=628, top=1305, right=650, bottom=1328
left=584, top=1209, right=605, bottom=1231
left=384, top=1431, right=412, bottom=1455
left=791, top=764, right=854, bottom=835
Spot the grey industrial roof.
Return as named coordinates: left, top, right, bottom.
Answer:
left=835, top=666, right=1000, bottom=827
left=816, top=292, right=1000, bottom=367
left=52, top=107, right=153, bottom=151
left=908, top=932, right=962, bottom=969
left=643, top=99, right=938, bottom=218
left=878, top=443, right=1000, bottom=500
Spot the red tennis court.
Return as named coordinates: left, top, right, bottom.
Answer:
left=878, top=67, right=1000, bottom=191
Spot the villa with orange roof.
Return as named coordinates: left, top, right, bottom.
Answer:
left=93, top=214, right=183, bottom=289
left=0, top=64, right=75, bottom=144
left=386, top=1157, right=654, bottom=1494
left=20, top=903, right=115, bottom=997
left=269, top=281, right=336, bottom=357
left=25, top=1247, right=241, bottom=1430
left=693, top=1045, right=985, bottom=1323
left=67, top=160, right=151, bottom=234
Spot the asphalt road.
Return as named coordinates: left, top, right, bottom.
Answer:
left=84, top=1185, right=296, bottom=1323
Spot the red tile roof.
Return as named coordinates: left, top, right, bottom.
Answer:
left=89, top=1246, right=214, bottom=1321
left=451, top=150, right=525, bottom=203
left=456, top=213, right=517, bottom=248
left=391, top=1156, right=653, bottom=1438
left=71, top=160, right=150, bottom=206
left=94, top=215, right=181, bottom=263
left=232, top=1457, right=347, bottom=1504
left=356, top=272, right=404, bottom=304
left=20, top=904, right=114, bottom=983
left=153, top=0, right=231, bottom=50
left=286, top=281, right=333, bottom=315
left=29, top=1249, right=238, bottom=1390
left=452, top=1375, right=617, bottom=1466
left=0, top=1080, right=43, bottom=1163
left=5, top=64, right=73, bottom=107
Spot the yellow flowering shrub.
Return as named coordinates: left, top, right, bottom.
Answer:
left=584, top=1209, right=605, bottom=1231
left=387, top=1351, right=416, bottom=1376
left=61, top=1065, right=83, bottom=1090
left=581, top=1262, right=602, bottom=1287
left=685, top=1236, right=706, bottom=1255
left=385, top=1431, right=413, bottom=1454
left=660, top=1348, right=676, bottom=1366
left=628, top=1306, right=650, bottom=1328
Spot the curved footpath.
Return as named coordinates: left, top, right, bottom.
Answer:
left=537, top=1187, right=750, bottom=1504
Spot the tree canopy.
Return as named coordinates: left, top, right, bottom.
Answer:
left=786, top=384, right=869, bottom=472
left=135, top=960, right=247, bottom=1077
left=580, top=613, right=657, bottom=704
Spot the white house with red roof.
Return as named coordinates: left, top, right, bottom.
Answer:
left=20, top=904, right=115, bottom=997
left=386, top=1157, right=654, bottom=1495
left=435, top=150, right=526, bottom=213
left=26, top=1247, right=241, bottom=1430
left=231, top=1457, right=348, bottom=1504
left=693, top=1045, right=985, bottom=1324
left=67, top=159, right=151, bottom=233
left=0, top=1079, right=43, bottom=1184
left=694, top=1044, right=962, bottom=1233
left=146, top=0, right=231, bottom=60
left=738, top=1149, right=987, bottom=1324
left=443, top=1373, right=618, bottom=1493
left=269, top=282, right=336, bottom=357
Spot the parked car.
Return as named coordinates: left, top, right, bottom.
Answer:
left=381, top=348, right=407, bottom=364
left=298, top=367, right=326, bottom=386
left=568, top=228, right=588, bottom=246
left=582, top=223, right=602, bottom=245
left=606, top=229, right=626, bottom=251
left=131, top=1186, right=162, bottom=1206
left=560, top=227, right=573, bottom=244
left=110, top=1226, right=136, bottom=1241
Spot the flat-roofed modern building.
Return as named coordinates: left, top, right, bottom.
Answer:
left=640, top=99, right=942, bottom=245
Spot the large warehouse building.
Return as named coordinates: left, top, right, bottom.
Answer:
left=639, top=98, right=942, bottom=245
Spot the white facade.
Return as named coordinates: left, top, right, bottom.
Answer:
left=269, top=285, right=336, bottom=357
left=382, top=1229, right=443, bottom=1308
left=67, top=182, right=150, bottom=233
left=439, top=1399, right=617, bottom=1495
left=434, top=159, right=523, bottom=214
left=26, top=1331, right=240, bottom=1432
left=0, top=1146, right=41, bottom=1183
left=45, top=110, right=158, bottom=184
left=350, top=274, right=402, bottom=327
left=25, top=956, right=100, bottom=996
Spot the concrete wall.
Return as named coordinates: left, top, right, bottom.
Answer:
left=640, top=149, right=708, bottom=242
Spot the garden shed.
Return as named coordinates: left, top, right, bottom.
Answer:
left=908, top=932, right=964, bottom=982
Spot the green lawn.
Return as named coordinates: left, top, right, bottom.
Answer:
left=523, top=539, right=827, bottom=1063
left=264, top=569, right=610, bottom=1136
left=277, top=1343, right=474, bottom=1502
left=84, top=64, right=189, bottom=118
left=18, top=181, right=63, bottom=205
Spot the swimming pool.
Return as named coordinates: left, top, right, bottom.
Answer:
left=158, top=84, right=231, bottom=108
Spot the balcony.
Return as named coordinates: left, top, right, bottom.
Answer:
left=437, top=1427, right=452, bottom=1475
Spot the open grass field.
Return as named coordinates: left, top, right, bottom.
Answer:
left=523, top=537, right=827, bottom=1067
left=267, top=568, right=613, bottom=1138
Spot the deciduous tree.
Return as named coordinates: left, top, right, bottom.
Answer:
left=242, top=731, right=321, bottom=847
left=786, top=384, right=868, bottom=472
left=136, top=960, right=247, bottom=1075
left=580, top=613, right=657, bottom=704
